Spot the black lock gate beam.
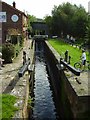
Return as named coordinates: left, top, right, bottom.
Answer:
left=18, top=60, right=30, bottom=77
left=59, top=59, right=80, bottom=76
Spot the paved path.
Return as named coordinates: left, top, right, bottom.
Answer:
left=0, top=39, right=32, bottom=93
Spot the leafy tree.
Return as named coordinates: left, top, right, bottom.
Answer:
left=86, top=14, right=90, bottom=50
left=71, top=6, right=87, bottom=38
left=44, top=15, right=52, bottom=35
left=27, top=15, right=37, bottom=35
left=45, top=2, right=87, bottom=41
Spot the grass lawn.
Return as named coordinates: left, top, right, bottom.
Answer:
left=0, top=94, right=18, bottom=119
left=48, top=39, right=89, bottom=66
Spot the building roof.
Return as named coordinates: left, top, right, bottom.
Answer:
left=1, top=0, right=28, bottom=18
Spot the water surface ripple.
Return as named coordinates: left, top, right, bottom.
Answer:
left=32, top=53, right=57, bottom=120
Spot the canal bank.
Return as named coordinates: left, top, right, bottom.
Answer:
left=0, top=39, right=35, bottom=119
left=44, top=41, right=90, bottom=119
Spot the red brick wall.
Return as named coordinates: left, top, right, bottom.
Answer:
left=2, top=2, right=23, bottom=43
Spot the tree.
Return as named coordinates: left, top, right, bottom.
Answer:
left=27, top=15, right=37, bottom=36
left=45, top=2, right=87, bottom=41
left=71, top=6, right=87, bottom=38
left=44, top=15, right=52, bottom=36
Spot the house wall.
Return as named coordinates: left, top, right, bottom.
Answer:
left=0, top=1, right=28, bottom=44
left=2, top=2, right=23, bottom=43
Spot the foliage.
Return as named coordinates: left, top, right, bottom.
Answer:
left=0, top=94, right=18, bottom=119
left=2, top=43, right=15, bottom=63
left=44, top=15, right=53, bottom=35
left=44, top=2, right=88, bottom=41
left=27, top=15, right=37, bottom=35
left=87, top=14, right=90, bottom=46
left=28, top=96, right=33, bottom=109
left=71, top=7, right=87, bottom=38
left=14, top=44, right=21, bottom=57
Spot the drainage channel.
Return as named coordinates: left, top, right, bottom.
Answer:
left=30, top=50, right=59, bottom=120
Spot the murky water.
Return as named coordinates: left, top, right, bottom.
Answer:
left=31, top=52, right=57, bottom=120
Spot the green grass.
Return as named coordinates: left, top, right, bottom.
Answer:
left=0, top=94, right=18, bottom=119
left=48, top=39, right=89, bottom=66
left=14, top=44, right=22, bottom=58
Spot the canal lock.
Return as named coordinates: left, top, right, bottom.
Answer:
left=28, top=39, right=74, bottom=120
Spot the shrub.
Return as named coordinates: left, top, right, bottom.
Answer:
left=2, top=43, right=15, bottom=63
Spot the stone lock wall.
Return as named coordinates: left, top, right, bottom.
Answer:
left=44, top=41, right=90, bottom=119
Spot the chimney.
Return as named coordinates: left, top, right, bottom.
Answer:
left=13, top=1, right=16, bottom=8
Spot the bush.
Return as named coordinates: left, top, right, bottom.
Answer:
left=2, top=43, right=15, bottom=63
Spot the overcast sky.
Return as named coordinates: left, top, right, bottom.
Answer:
left=2, top=0, right=89, bottom=18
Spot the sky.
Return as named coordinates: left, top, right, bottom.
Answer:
left=2, top=0, right=90, bottom=18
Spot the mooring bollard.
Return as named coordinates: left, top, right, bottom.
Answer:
left=64, top=50, right=68, bottom=62
left=68, top=56, right=71, bottom=64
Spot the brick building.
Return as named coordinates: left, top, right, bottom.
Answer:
left=0, top=1, right=28, bottom=44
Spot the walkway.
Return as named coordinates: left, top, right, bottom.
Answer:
left=0, top=39, right=35, bottom=118
left=64, top=70, right=90, bottom=96
left=0, top=39, right=33, bottom=93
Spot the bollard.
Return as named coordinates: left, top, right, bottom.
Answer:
left=68, top=56, right=71, bottom=64
left=64, top=50, right=68, bottom=62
